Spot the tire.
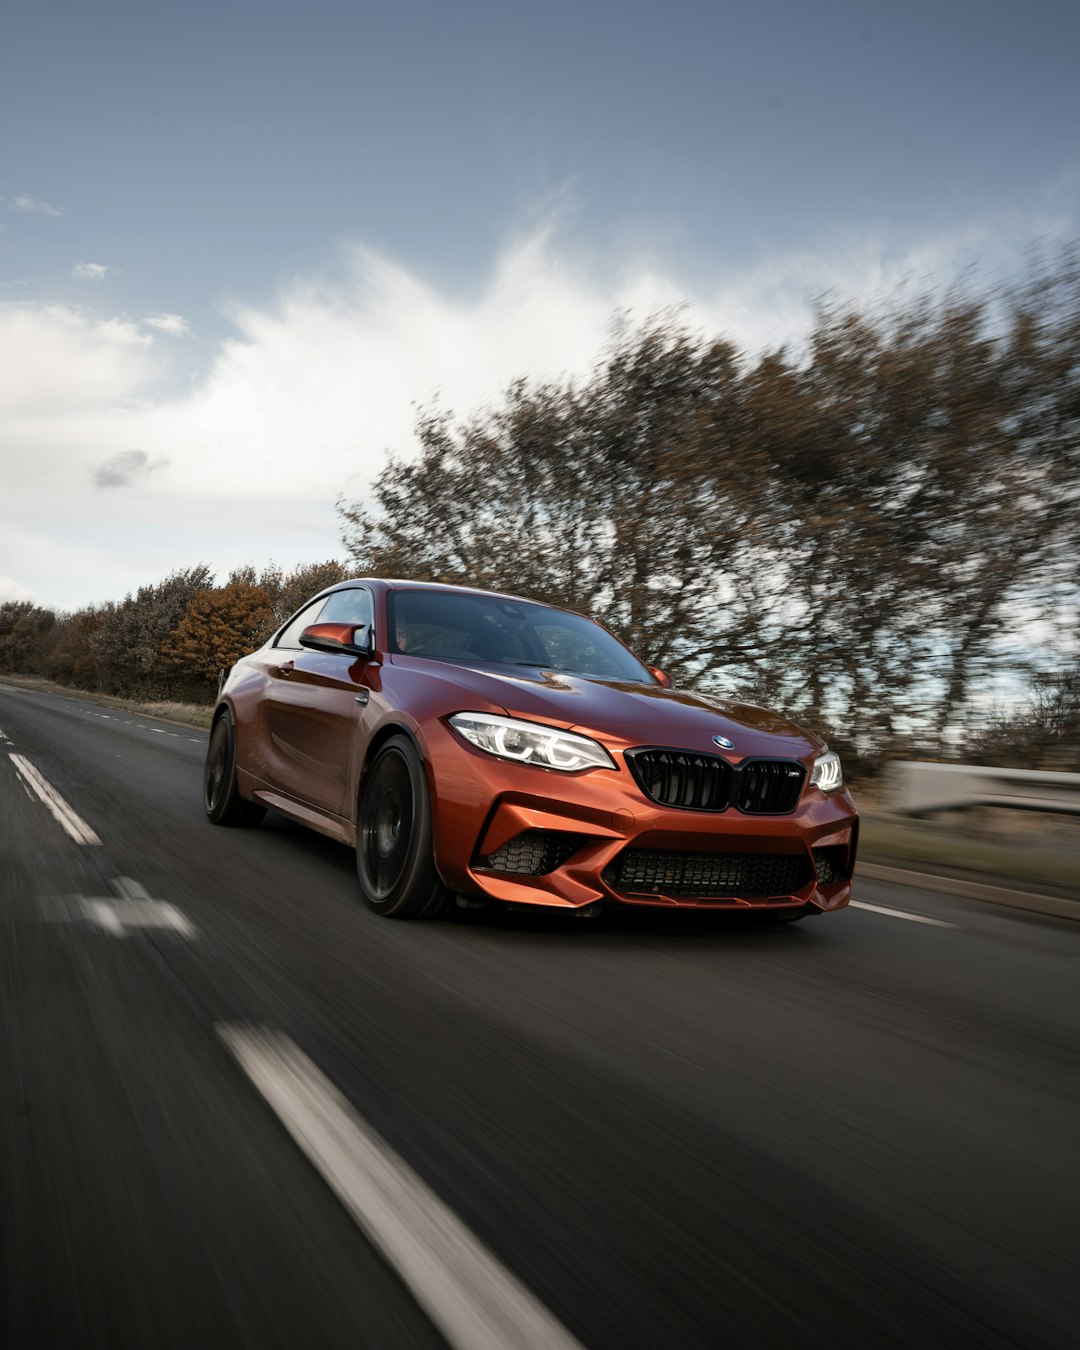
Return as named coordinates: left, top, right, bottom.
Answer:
left=356, top=735, right=451, bottom=919
left=204, top=710, right=266, bottom=827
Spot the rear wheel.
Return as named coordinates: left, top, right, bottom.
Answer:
left=356, top=735, right=451, bottom=919
left=204, top=710, right=265, bottom=826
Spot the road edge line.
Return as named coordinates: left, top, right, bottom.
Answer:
left=850, top=900, right=956, bottom=928
left=857, top=862, right=1079, bottom=921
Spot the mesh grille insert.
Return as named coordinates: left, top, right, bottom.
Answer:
left=475, top=830, right=586, bottom=876
left=603, top=848, right=811, bottom=899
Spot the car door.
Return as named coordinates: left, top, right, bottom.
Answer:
left=258, top=588, right=376, bottom=819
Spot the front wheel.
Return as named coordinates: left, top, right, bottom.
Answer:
left=356, top=735, right=451, bottom=919
left=204, top=710, right=265, bottom=826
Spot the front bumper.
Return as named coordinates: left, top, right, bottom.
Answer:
left=423, top=718, right=857, bottom=913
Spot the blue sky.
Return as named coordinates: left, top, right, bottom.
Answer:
left=2, top=0, right=1078, bottom=609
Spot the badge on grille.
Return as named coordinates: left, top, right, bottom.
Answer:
left=712, top=734, right=734, bottom=749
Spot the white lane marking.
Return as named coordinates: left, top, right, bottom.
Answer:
left=62, top=708, right=196, bottom=740
left=9, top=753, right=102, bottom=845
left=0, top=727, right=10, bottom=741
left=97, top=876, right=195, bottom=935
left=40, top=877, right=195, bottom=937
left=220, top=1027, right=584, bottom=1350
left=87, top=900, right=125, bottom=935
left=86, top=897, right=194, bottom=936
left=851, top=899, right=957, bottom=928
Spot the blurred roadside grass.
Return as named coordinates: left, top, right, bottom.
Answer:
left=0, top=674, right=212, bottom=731
left=2, top=673, right=1074, bottom=895
left=858, top=808, right=1078, bottom=893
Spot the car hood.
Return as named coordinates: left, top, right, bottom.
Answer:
left=407, top=659, right=823, bottom=758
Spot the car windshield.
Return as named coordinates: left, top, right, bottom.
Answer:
left=388, top=590, right=654, bottom=683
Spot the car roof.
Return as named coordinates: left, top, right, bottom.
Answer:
left=324, top=577, right=571, bottom=610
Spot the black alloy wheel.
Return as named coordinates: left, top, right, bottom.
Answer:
left=356, top=735, right=451, bottom=919
left=204, top=710, right=266, bottom=827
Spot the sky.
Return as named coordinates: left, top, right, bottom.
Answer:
left=2, top=0, right=1078, bottom=612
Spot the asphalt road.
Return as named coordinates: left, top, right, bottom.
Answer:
left=2, top=683, right=1078, bottom=1349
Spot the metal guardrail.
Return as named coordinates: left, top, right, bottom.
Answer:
left=889, top=761, right=1080, bottom=816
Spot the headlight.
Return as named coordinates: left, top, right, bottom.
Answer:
left=448, top=712, right=615, bottom=772
left=810, top=750, right=843, bottom=791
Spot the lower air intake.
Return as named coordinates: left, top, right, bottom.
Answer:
left=603, top=848, right=811, bottom=899
left=813, top=845, right=850, bottom=885
left=475, top=830, right=586, bottom=877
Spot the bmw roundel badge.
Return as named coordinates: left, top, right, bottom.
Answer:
left=712, top=734, right=734, bottom=749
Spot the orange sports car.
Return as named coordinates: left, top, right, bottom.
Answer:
left=204, top=579, right=857, bottom=921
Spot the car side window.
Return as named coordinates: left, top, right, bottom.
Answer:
left=318, top=588, right=374, bottom=631
left=274, top=599, right=327, bottom=649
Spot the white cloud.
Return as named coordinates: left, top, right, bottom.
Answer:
left=138, top=220, right=1016, bottom=504
left=0, top=493, right=342, bottom=612
left=72, top=262, right=111, bottom=281
left=0, top=575, right=35, bottom=603
left=0, top=509, right=167, bottom=613
left=6, top=195, right=63, bottom=217
left=0, top=217, right=1057, bottom=608
left=143, top=311, right=193, bottom=338
left=0, top=302, right=155, bottom=423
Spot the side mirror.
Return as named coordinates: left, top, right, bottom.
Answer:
left=299, top=622, right=372, bottom=657
left=648, top=666, right=673, bottom=688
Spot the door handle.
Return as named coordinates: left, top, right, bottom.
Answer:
left=355, top=689, right=370, bottom=706
left=279, top=660, right=295, bottom=677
